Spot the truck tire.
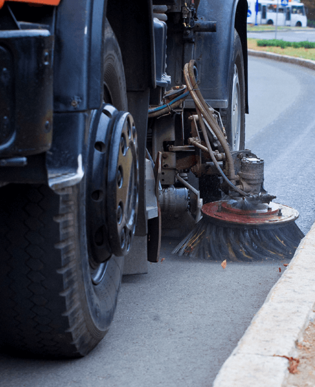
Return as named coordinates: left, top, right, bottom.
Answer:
left=0, top=21, right=127, bottom=358
left=221, top=29, right=245, bottom=151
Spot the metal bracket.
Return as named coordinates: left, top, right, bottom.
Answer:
left=175, top=173, right=203, bottom=223
left=0, top=157, right=27, bottom=167
left=48, top=154, right=84, bottom=191
left=146, top=159, right=159, bottom=220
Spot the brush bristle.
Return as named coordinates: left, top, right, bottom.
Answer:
left=173, top=218, right=304, bottom=261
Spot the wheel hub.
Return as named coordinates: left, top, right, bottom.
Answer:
left=86, top=104, right=139, bottom=269
left=107, top=112, right=139, bottom=256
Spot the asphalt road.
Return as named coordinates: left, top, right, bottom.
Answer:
left=246, top=56, right=315, bottom=234
left=1, top=57, right=315, bottom=387
left=248, top=28, right=315, bottom=42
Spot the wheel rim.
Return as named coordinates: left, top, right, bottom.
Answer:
left=231, top=64, right=241, bottom=151
left=86, top=105, right=139, bottom=278
left=107, top=113, right=139, bottom=256
left=90, top=262, right=108, bottom=285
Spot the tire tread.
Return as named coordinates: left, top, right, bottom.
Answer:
left=0, top=185, right=91, bottom=358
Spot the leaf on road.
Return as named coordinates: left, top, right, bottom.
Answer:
left=161, top=258, right=165, bottom=263
left=274, top=355, right=300, bottom=374
left=279, top=267, right=281, bottom=273
left=288, top=357, right=300, bottom=374
left=283, top=264, right=288, bottom=267
left=221, top=260, right=227, bottom=269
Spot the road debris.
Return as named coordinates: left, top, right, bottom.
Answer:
left=274, top=355, right=300, bottom=374
left=286, top=321, right=315, bottom=386
left=221, top=260, right=227, bottom=269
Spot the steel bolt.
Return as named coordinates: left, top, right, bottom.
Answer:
left=71, top=97, right=82, bottom=109
left=45, top=120, right=51, bottom=133
left=43, top=51, right=50, bottom=65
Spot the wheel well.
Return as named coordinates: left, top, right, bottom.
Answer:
left=235, top=0, right=249, bottom=114
left=106, top=0, right=155, bottom=92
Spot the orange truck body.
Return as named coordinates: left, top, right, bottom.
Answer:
left=0, top=0, right=60, bottom=8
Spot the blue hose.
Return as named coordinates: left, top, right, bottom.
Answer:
left=148, top=91, right=190, bottom=114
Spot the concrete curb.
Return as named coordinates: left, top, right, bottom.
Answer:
left=213, top=222, right=315, bottom=387
left=248, top=28, right=311, bottom=33
left=248, top=49, right=315, bottom=71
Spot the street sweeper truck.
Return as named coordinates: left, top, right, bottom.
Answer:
left=0, top=0, right=303, bottom=358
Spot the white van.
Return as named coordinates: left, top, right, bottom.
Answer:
left=247, top=0, right=307, bottom=27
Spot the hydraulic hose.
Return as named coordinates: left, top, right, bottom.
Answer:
left=148, top=91, right=190, bottom=118
left=183, top=60, right=236, bottom=183
left=196, top=107, right=249, bottom=197
left=184, top=60, right=248, bottom=196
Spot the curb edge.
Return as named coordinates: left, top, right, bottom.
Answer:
left=213, top=223, right=315, bottom=387
left=248, top=49, right=315, bottom=71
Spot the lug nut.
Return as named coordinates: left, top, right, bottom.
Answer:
left=117, top=204, right=123, bottom=224
left=120, top=228, right=126, bottom=249
left=117, top=167, right=123, bottom=188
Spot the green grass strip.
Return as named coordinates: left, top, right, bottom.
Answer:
left=257, top=39, right=315, bottom=49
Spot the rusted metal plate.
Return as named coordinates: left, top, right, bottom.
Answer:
left=202, top=201, right=299, bottom=227
left=176, top=154, right=196, bottom=170
left=161, top=151, right=176, bottom=169
left=161, top=152, right=176, bottom=185
left=168, top=145, right=195, bottom=152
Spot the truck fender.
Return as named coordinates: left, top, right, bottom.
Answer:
left=193, top=0, right=248, bottom=113
left=50, top=0, right=156, bottom=236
